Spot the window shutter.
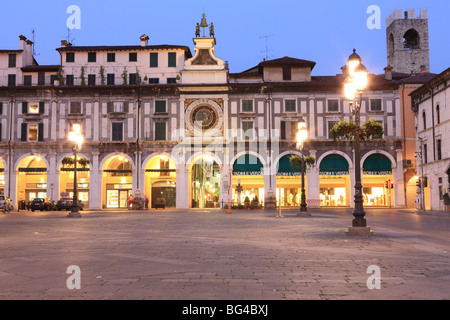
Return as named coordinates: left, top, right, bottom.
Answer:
left=38, top=123, right=44, bottom=141
left=123, top=103, right=129, bottom=113
left=280, top=121, right=286, bottom=140
left=0, top=123, right=2, bottom=141
left=155, top=100, right=166, bottom=113
left=107, top=102, right=113, bottom=113
left=168, top=52, right=176, bottom=67
left=39, top=101, right=45, bottom=114
left=155, top=122, right=166, bottom=140
left=21, top=123, right=27, bottom=141
left=22, top=102, right=28, bottom=114
left=150, top=53, right=158, bottom=67
left=0, top=102, right=3, bottom=115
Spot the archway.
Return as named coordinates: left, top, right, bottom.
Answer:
left=144, top=155, right=176, bottom=208
left=403, top=29, right=420, bottom=50
left=231, top=154, right=264, bottom=206
left=190, top=155, right=221, bottom=208
left=362, top=153, right=394, bottom=207
left=0, top=159, right=5, bottom=195
left=59, top=154, right=90, bottom=209
left=319, top=154, right=350, bottom=207
left=275, top=153, right=305, bottom=207
left=102, top=155, right=133, bottom=209
left=16, top=155, right=48, bottom=204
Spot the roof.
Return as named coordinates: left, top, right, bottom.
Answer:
left=0, top=49, right=23, bottom=53
left=258, top=56, right=316, bottom=70
left=21, top=65, right=60, bottom=72
left=57, top=44, right=192, bottom=57
left=397, top=72, right=438, bottom=84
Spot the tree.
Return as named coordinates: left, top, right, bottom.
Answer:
left=289, top=155, right=316, bottom=169
left=329, top=118, right=383, bottom=143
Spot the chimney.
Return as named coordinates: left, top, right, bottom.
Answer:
left=26, top=40, right=33, bottom=66
left=419, top=65, right=427, bottom=73
left=140, top=34, right=149, bottom=47
left=19, top=35, right=27, bottom=50
left=384, top=65, right=393, bottom=80
left=61, top=40, right=68, bottom=47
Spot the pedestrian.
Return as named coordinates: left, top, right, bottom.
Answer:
left=145, top=195, right=149, bottom=209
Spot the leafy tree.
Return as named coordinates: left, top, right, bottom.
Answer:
left=329, top=118, right=383, bottom=142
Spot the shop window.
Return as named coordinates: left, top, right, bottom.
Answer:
left=160, top=158, right=170, bottom=176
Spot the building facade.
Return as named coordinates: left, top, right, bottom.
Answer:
left=411, top=68, right=450, bottom=211
left=0, top=12, right=435, bottom=210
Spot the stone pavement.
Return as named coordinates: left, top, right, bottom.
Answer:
left=0, top=207, right=449, bottom=301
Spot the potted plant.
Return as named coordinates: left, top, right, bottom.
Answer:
left=443, top=193, right=450, bottom=211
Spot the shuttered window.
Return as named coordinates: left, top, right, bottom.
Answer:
left=112, top=122, right=123, bottom=141
left=155, top=122, right=166, bottom=141
left=168, top=52, right=176, bottom=67
left=150, top=53, right=158, bottom=68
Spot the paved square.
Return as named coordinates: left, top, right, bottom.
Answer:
left=0, top=208, right=449, bottom=300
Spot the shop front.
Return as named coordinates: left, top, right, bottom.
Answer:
left=102, top=155, right=133, bottom=209
left=232, top=154, right=264, bottom=205
left=16, top=156, right=48, bottom=203
left=190, top=156, right=220, bottom=208
left=319, top=154, right=350, bottom=207
left=145, top=155, right=176, bottom=208
left=276, top=154, right=304, bottom=207
left=59, top=156, right=90, bottom=208
left=362, top=153, right=394, bottom=207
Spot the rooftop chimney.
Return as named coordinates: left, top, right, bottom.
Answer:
left=61, top=40, right=68, bottom=47
left=26, top=40, right=33, bottom=66
left=384, top=65, right=393, bottom=80
left=140, top=34, right=149, bottom=47
left=19, top=35, right=27, bottom=50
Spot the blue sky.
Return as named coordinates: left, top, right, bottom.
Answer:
left=1, top=0, right=448, bottom=75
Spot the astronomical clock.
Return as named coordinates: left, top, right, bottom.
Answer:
left=185, top=98, right=223, bottom=136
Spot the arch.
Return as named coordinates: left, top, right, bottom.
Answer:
left=185, top=152, right=223, bottom=171
left=15, top=153, right=49, bottom=171
left=403, top=28, right=420, bottom=50
left=99, top=152, right=135, bottom=171
left=361, top=150, right=396, bottom=170
left=273, top=150, right=303, bottom=169
left=142, top=152, right=177, bottom=171
left=317, top=150, right=353, bottom=170
left=229, top=151, right=267, bottom=169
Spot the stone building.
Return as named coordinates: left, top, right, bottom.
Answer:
left=411, top=68, right=450, bottom=211
left=0, top=11, right=437, bottom=210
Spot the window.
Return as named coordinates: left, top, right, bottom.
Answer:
left=370, top=99, right=382, bottom=111
left=38, top=72, right=45, bottom=86
left=168, top=52, right=176, bottom=67
left=422, top=111, right=426, bottom=130
left=437, top=139, right=442, bottom=160
left=107, top=74, right=115, bottom=85
left=155, top=122, right=166, bottom=141
left=282, top=66, right=291, bottom=80
left=70, top=102, right=82, bottom=114
left=155, top=100, right=166, bottom=113
left=24, top=75, right=32, bottom=86
left=290, top=122, right=297, bottom=140
left=280, top=121, right=286, bottom=140
left=150, top=53, right=158, bottom=68
left=327, top=99, right=339, bottom=112
left=88, top=74, right=96, bottom=86
left=23, top=102, right=44, bottom=114
left=8, top=54, right=16, bottom=68
left=111, top=122, right=123, bottom=141
left=160, top=158, right=170, bottom=176
left=129, top=73, right=136, bottom=85
left=114, top=102, right=124, bottom=113
left=21, top=123, right=43, bottom=142
left=66, top=52, right=75, bottom=63
left=423, top=144, right=428, bottom=163
left=7, top=74, right=16, bottom=86
left=107, top=53, right=115, bottom=62
left=328, top=121, right=338, bottom=139
left=50, top=75, right=58, bottom=85
left=66, top=75, right=74, bottom=86
left=403, top=29, right=420, bottom=50
left=242, top=100, right=253, bottom=112
left=88, top=52, right=96, bottom=62
left=107, top=102, right=126, bottom=113
left=149, top=78, right=159, bottom=84
left=167, top=77, right=177, bottom=83
left=129, top=52, right=137, bottom=62
left=436, top=104, right=440, bottom=124
left=242, top=121, right=254, bottom=140
left=285, top=100, right=296, bottom=112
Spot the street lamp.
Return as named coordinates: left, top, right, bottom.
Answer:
left=296, top=118, right=308, bottom=213
left=67, top=123, right=83, bottom=218
left=344, top=49, right=371, bottom=235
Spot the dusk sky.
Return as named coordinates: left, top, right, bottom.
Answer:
left=1, top=0, right=448, bottom=75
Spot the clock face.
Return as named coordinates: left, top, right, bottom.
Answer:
left=191, top=105, right=218, bottom=131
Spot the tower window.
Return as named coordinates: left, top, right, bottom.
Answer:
left=403, top=29, right=420, bottom=50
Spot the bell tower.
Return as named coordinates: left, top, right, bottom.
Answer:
left=386, top=8, right=430, bottom=74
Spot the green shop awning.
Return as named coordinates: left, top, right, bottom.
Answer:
left=319, top=154, right=349, bottom=175
left=232, top=155, right=263, bottom=176
left=363, top=153, right=392, bottom=175
left=277, top=155, right=302, bottom=176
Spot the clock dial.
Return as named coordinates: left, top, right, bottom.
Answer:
left=191, top=105, right=218, bottom=131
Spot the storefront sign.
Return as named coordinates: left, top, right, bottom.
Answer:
left=232, top=171, right=263, bottom=176
left=320, top=171, right=349, bottom=176
left=363, top=170, right=392, bottom=175
left=113, top=184, right=132, bottom=189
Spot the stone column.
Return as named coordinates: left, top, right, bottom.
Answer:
left=47, top=152, right=58, bottom=202
left=306, top=150, right=320, bottom=208
left=89, top=152, right=101, bottom=210
left=394, top=149, right=406, bottom=208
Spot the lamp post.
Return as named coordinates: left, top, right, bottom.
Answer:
left=344, top=49, right=372, bottom=236
left=296, top=118, right=308, bottom=213
left=68, top=124, right=83, bottom=218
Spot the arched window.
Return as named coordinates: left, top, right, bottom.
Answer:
left=422, top=111, right=426, bottom=130
left=403, top=29, right=420, bottom=50
left=388, top=33, right=395, bottom=56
